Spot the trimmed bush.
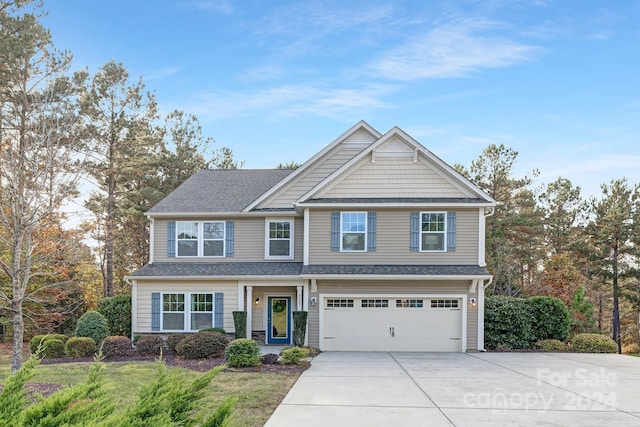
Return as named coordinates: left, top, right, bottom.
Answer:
left=484, top=297, right=533, bottom=349
left=97, top=295, right=132, bottom=338
left=199, top=327, right=227, bottom=335
left=166, top=334, right=187, bottom=354
left=535, top=339, right=567, bottom=352
left=292, top=311, right=308, bottom=347
left=175, top=332, right=227, bottom=359
left=41, top=339, right=65, bottom=359
left=280, top=346, right=308, bottom=365
left=29, top=334, right=68, bottom=354
left=101, top=336, right=132, bottom=359
left=65, top=337, right=96, bottom=357
left=232, top=311, right=246, bottom=339
left=75, top=311, right=110, bottom=345
left=225, top=339, right=261, bottom=368
left=135, top=335, right=164, bottom=356
left=529, top=296, right=571, bottom=342
left=571, top=333, right=618, bottom=353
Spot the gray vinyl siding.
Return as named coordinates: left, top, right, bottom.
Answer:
left=154, top=217, right=303, bottom=263
left=307, top=280, right=472, bottom=348
left=134, top=280, right=238, bottom=333
left=257, top=145, right=364, bottom=209
left=308, top=209, right=479, bottom=265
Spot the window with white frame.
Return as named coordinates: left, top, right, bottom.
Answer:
left=162, top=292, right=215, bottom=331
left=421, top=212, right=446, bottom=251
left=341, top=212, right=366, bottom=251
left=176, top=221, right=225, bottom=257
left=266, top=219, right=293, bottom=258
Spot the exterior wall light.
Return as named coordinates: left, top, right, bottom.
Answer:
left=255, top=297, right=260, bottom=305
left=469, top=297, right=477, bottom=307
left=310, top=297, right=317, bottom=307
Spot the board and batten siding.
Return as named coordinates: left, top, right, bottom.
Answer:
left=307, top=280, right=475, bottom=349
left=134, top=281, right=238, bottom=333
left=318, top=157, right=471, bottom=199
left=154, top=217, right=303, bottom=263
left=308, top=209, right=479, bottom=265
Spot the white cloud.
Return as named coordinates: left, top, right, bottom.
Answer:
left=185, top=0, right=234, bottom=14
left=369, top=19, right=539, bottom=80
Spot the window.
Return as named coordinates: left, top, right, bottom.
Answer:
left=430, top=299, right=459, bottom=308
left=162, top=293, right=185, bottom=330
left=161, top=292, right=215, bottom=331
left=176, top=221, right=225, bottom=257
left=341, top=212, right=366, bottom=251
left=396, top=299, right=424, bottom=308
left=361, top=299, right=388, bottom=308
left=421, top=212, right=446, bottom=251
left=266, top=220, right=293, bottom=258
left=326, top=299, right=354, bottom=308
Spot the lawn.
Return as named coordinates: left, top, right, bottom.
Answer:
left=0, top=345, right=301, bottom=426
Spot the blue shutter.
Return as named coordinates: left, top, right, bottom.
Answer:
left=225, top=221, right=234, bottom=257
left=410, top=212, right=420, bottom=252
left=151, top=292, right=161, bottom=331
left=330, top=212, right=340, bottom=251
left=447, top=211, right=457, bottom=252
left=367, top=212, right=376, bottom=252
left=214, top=293, right=224, bottom=328
left=167, top=222, right=176, bottom=257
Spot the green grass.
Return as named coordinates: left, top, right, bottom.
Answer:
left=0, top=348, right=300, bottom=426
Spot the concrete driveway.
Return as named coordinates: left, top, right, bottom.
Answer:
left=265, top=352, right=640, bottom=426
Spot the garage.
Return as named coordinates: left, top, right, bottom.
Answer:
left=321, top=296, right=464, bottom=352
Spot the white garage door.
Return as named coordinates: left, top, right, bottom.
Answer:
left=322, top=297, right=463, bottom=352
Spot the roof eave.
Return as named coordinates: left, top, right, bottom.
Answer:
left=126, top=275, right=304, bottom=281
left=145, top=210, right=298, bottom=218
left=294, top=202, right=496, bottom=209
left=299, top=274, right=493, bottom=280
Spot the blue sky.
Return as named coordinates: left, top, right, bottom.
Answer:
left=44, top=0, right=640, bottom=199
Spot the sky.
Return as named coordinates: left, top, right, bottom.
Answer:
left=42, top=0, right=640, bottom=201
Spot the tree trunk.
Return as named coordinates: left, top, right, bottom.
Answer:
left=612, top=245, right=621, bottom=354
left=11, top=296, right=24, bottom=373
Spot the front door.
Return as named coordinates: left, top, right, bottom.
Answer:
left=267, top=296, right=291, bottom=345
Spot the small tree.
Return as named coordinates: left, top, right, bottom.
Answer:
left=75, top=311, right=110, bottom=345
left=292, top=311, right=308, bottom=347
left=97, top=295, right=131, bottom=337
left=232, top=311, right=247, bottom=339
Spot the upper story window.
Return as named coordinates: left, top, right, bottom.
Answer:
left=266, top=219, right=294, bottom=259
left=341, top=212, right=366, bottom=251
left=421, top=212, right=446, bottom=251
left=176, top=221, right=225, bottom=257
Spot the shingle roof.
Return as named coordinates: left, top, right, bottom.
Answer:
left=300, top=264, right=491, bottom=276
left=130, top=262, right=303, bottom=277
left=129, top=262, right=490, bottom=278
left=148, top=169, right=294, bottom=213
left=301, top=197, right=489, bottom=204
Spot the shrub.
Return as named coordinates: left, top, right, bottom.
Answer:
left=535, top=339, right=567, bottom=352
left=280, top=346, right=308, bottom=365
left=101, top=336, right=132, bottom=359
left=136, top=335, right=164, bottom=356
left=29, top=334, right=68, bottom=354
left=292, top=311, right=308, bottom=347
left=529, top=296, right=571, bottom=342
left=166, top=334, right=187, bottom=354
left=232, top=311, right=246, bottom=339
left=571, top=333, right=618, bottom=353
left=622, top=343, right=639, bottom=355
left=484, top=297, right=533, bottom=349
left=225, top=339, right=261, bottom=368
left=199, top=327, right=227, bottom=335
left=175, top=332, right=227, bottom=359
left=75, top=311, right=110, bottom=345
left=65, top=337, right=96, bottom=358
left=97, top=295, right=132, bottom=337
left=40, top=339, right=65, bottom=359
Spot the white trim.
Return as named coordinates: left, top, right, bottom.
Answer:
left=478, top=284, right=485, bottom=351
left=131, top=280, right=138, bottom=341
left=237, top=282, right=245, bottom=311
left=339, top=211, right=368, bottom=252
left=246, top=286, right=253, bottom=339
left=128, top=275, right=304, bottom=281
left=318, top=293, right=467, bottom=352
left=264, top=218, right=294, bottom=260
left=300, top=274, right=492, bottom=281
left=158, top=291, right=219, bottom=332
left=149, top=218, right=155, bottom=264
left=295, top=201, right=495, bottom=209
left=146, top=211, right=297, bottom=218
left=478, top=208, right=486, bottom=267
left=303, top=208, right=310, bottom=265
left=243, top=121, right=382, bottom=211
left=419, top=211, right=447, bottom=252
left=303, top=281, right=309, bottom=346
left=175, top=220, right=226, bottom=258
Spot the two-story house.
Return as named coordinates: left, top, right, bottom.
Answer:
left=128, top=121, right=496, bottom=352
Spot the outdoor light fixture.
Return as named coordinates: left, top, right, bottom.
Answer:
left=255, top=297, right=260, bottom=305
left=310, top=297, right=317, bottom=307
left=469, top=297, right=477, bottom=307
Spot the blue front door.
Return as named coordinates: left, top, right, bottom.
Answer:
left=267, top=296, right=291, bottom=345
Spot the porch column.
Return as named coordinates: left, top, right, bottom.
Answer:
left=296, top=286, right=303, bottom=311
left=246, top=286, right=253, bottom=340
left=303, top=281, right=309, bottom=346
left=237, top=282, right=245, bottom=311
left=478, top=283, right=485, bottom=350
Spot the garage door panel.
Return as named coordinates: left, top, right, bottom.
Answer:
left=322, top=297, right=463, bottom=352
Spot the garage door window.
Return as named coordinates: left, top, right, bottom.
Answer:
left=326, top=299, right=354, bottom=308
left=361, top=299, right=388, bottom=308
left=396, top=299, right=424, bottom=308
left=431, top=299, right=459, bottom=308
